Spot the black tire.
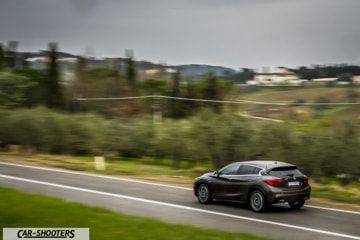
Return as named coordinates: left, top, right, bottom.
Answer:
left=249, top=190, right=266, bottom=212
left=197, top=183, right=212, bottom=204
left=288, top=199, right=305, bottom=209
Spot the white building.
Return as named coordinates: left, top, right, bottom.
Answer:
left=247, top=67, right=307, bottom=86
left=352, top=76, right=360, bottom=85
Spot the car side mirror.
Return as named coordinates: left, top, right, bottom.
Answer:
left=214, top=170, right=220, bottom=177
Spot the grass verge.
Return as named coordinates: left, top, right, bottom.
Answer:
left=0, top=187, right=275, bottom=240
left=311, top=183, right=360, bottom=204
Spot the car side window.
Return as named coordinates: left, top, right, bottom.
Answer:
left=237, top=165, right=261, bottom=175
left=219, top=164, right=240, bottom=175
left=252, top=167, right=261, bottom=175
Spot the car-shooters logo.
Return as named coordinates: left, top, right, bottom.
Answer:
left=3, top=228, right=89, bottom=240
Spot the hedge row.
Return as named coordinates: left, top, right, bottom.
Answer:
left=0, top=107, right=359, bottom=178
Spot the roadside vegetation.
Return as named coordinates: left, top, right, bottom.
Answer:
left=0, top=187, right=275, bottom=240
left=1, top=107, right=359, bottom=179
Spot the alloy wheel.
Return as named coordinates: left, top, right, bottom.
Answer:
left=197, top=183, right=212, bottom=204
left=249, top=190, right=266, bottom=212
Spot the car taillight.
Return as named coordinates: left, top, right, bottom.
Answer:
left=264, top=178, right=284, bottom=185
left=303, top=175, right=308, bottom=183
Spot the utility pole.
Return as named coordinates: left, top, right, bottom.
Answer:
left=7, top=41, right=18, bottom=68
left=152, top=95, right=162, bottom=124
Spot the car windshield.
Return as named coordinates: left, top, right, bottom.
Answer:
left=268, top=167, right=303, bottom=178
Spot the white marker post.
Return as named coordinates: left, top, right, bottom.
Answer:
left=94, top=156, right=105, bottom=170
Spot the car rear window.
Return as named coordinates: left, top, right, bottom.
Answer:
left=268, top=167, right=303, bottom=178
left=238, top=165, right=262, bottom=175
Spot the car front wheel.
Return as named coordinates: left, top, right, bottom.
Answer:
left=288, top=199, right=305, bottom=209
left=249, top=190, right=266, bottom=212
left=197, top=183, right=212, bottom=204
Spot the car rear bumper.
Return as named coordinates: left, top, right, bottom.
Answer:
left=266, top=186, right=311, bottom=203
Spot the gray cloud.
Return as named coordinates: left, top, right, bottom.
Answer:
left=1, top=0, right=360, bottom=69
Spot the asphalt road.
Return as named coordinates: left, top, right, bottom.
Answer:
left=1, top=161, right=359, bottom=240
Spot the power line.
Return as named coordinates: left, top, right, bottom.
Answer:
left=76, top=96, right=155, bottom=101
left=76, top=95, right=360, bottom=106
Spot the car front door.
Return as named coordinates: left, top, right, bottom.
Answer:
left=210, top=163, right=240, bottom=199
left=214, top=164, right=261, bottom=201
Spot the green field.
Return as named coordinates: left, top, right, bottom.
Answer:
left=0, top=187, right=275, bottom=240
left=239, top=86, right=360, bottom=122
left=241, top=87, right=360, bottom=102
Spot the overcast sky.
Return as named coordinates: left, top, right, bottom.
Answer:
left=1, top=0, right=360, bottom=70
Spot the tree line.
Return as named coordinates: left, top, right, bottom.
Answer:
left=0, top=42, right=234, bottom=119
left=0, top=107, right=359, bottom=181
left=292, top=64, right=360, bottom=83
left=0, top=42, right=65, bottom=110
left=2, top=41, right=360, bottom=119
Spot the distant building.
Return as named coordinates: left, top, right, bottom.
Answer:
left=26, top=56, right=78, bottom=82
left=247, top=67, right=307, bottom=86
left=305, top=78, right=337, bottom=86
left=352, top=76, right=360, bottom=85
left=25, top=56, right=48, bottom=70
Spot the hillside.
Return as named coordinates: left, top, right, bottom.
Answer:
left=176, top=64, right=236, bottom=80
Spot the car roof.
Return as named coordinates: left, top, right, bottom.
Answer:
left=235, top=160, right=296, bottom=170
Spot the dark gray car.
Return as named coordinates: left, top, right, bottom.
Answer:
left=193, top=160, right=311, bottom=212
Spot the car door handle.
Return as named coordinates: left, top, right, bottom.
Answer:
left=233, top=179, right=250, bottom=182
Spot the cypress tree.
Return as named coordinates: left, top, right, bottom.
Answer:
left=125, top=49, right=137, bottom=90
left=45, top=42, right=65, bottom=109
left=203, top=73, right=222, bottom=114
left=6, top=41, right=18, bottom=69
left=0, top=44, right=4, bottom=70
left=168, top=69, right=182, bottom=118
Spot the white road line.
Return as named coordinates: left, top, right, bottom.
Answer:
left=1, top=174, right=359, bottom=240
left=305, top=205, right=360, bottom=215
left=1, top=161, right=360, bottom=215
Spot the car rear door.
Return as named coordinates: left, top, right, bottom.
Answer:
left=229, top=164, right=262, bottom=201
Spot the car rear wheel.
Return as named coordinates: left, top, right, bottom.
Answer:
left=197, top=183, right=212, bottom=204
left=249, top=190, right=266, bottom=212
left=288, top=199, right=305, bottom=209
